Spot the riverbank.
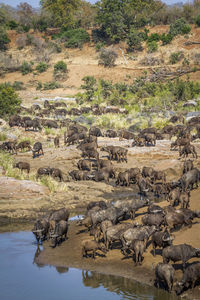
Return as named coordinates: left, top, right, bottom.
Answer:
left=35, top=188, right=200, bottom=299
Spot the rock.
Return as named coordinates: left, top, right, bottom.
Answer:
left=74, top=116, right=93, bottom=125
left=6, top=133, right=17, bottom=140
left=183, top=100, right=197, bottom=107
left=0, top=177, right=50, bottom=220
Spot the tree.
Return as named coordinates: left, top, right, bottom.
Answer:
left=0, top=84, right=21, bottom=118
left=17, top=2, right=34, bottom=28
left=95, top=0, right=157, bottom=43
left=40, top=0, right=80, bottom=28
left=0, top=27, right=10, bottom=51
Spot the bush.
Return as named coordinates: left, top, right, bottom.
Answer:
left=42, top=81, right=61, bottom=90
left=169, top=18, right=191, bottom=37
left=54, top=61, right=67, bottom=74
left=7, top=20, right=18, bottom=30
left=11, top=81, right=25, bottom=91
left=147, top=41, right=158, bottom=53
left=20, top=61, right=33, bottom=75
left=169, top=51, right=184, bottom=64
left=95, top=41, right=106, bottom=51
left=160, top=33, right=173, bottom=45
left=147, top=33, right=160, bottom=43
left=59, top=28, right=90, bottom=49
left=127, top=30, right=144, bottom=51
left=0, top=84, right=21, bottom=118
left=195, top=15, right=200, bottom=27
left=98, top=48, right=118, bottom=68
left=36, top=62, right=48, bottom=73
left=0, top=27, right=10, bottom=51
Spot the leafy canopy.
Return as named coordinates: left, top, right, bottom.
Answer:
left=0, top=84, right=21, bottom=118
left=40, top=0, right=80, bottom=27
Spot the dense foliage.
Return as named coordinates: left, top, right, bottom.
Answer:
left=0, top=26, right=10, bottom=50
left=0, top=84, right=21, bottom=118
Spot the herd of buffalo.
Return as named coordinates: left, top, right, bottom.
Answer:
left=1, top=99, right=200, bottom=296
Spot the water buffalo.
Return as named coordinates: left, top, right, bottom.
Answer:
left=36, top=167, right=51, bottom=179
left=176, top=262, right=200, bottom=295
left=116, top=171, right=130, bottom=186
left=81, top=150, right=99, bottom=161
left=14, top=161, right=30, bottom=174
left=151, top=229, right=174, bottom=257
left=50, top=168, right=64, bottom=182
left=114, top=198, right=149, bottom=220
left=142, top=213, right=164, bottom=227
left=104, top=223, right=132, bottom=250
left=90, top=207, right=125, bottom=228
left=32, top=218, right=50, bottom=243
left=87, top=201, right=107, bottom=212
left=43, top=120, right=58, bottom=129
left=179, top=144, right=197, bottom=159
left=97, top=159, right=112, bottom=170
left=155, top=263, right=175, bottom=292
left=81, top=240, right=107, bottom=259
left=54, top=136, right=60, bottom=148
left=49, top=208, right=70, bottom=223
left=77, top=159, right=92, bottom=171
left=142, top=167, right=154, bottom=178
left=183, top=160, right=194, bottom=174
left=179, top=168, right=200, bottom=191
left=25, top=119, right=42, bottom=131
left=50, top=220, right=68, bottom=247
left=129, top=239, right=147, bottom=265
left=69, top=170, right=89, bottom=181
left=89, top=126, right=102, bottom=137
left=120, top=225, right=157, bottom=255
left=180, top=191, right=190, bottom=209
left=32, top=142, right=44, bottom=158
left=16, top=140, right=31, bottom=152
left=162, top=244, right=200, bottom=269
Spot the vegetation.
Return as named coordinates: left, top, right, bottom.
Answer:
left=60, top=28, right=90, bottom=48
left=98, top=48, right=118, bottom=67
left=195, top=14, right=200, bottom=27
left=37, top=81, right=62, bottom=90
left=0, top=26, right=10, bottom=51
left=54, top=61, right=67, bottom=74
left=20, top=61, right=33, bottom=75
left=169, top=52, right=184, bottom=65
left=0, top=84, right=21, bottom=118
left=147, top=41, right=158, bottom=53
left=169, top=18, right=191, bottom=37
left=36, top=62, right=48, bottom=73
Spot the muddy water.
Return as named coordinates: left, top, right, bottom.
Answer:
left=0, top=231, right=179, bottom=300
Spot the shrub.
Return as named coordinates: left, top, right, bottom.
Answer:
left=169, top=18, right=191, bottom=37
left=127, top=30, right=143, bottom=51
left=42, top=81, right=61, bottom=90
left=95, top=41, right=106, bottom=51
left=196, top=15, right=200, bottom=27
left=0, top=27, right=10, bottom=51
left=12, top=81, right=25, bottom=91
left=7, top=20, right=18, bottom=30
left=98, top=48, right=118, bottom=67
left=0, top=133, right=7, bottom=141
left=20, top=61, right=33, bottom=75
left=54, top=61, right=67, bottom=74
left=160, top=33, right=173, bottom=45
left=81, top=76, right=97, bottom=101
left=36, top=62, right=48, bottom=73
left=59, top=28, right=90, bottom=49
left=147, top=41, right=158, bottom=53
left=0, top=84, right=21, bottom=118
left=147, top=33, right=160, bottom=43
left=169, top=51, right=184, bottom=64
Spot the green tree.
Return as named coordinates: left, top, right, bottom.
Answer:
left=40, top=0, right=80, bottom=27
left=0, top=26, right=10, bottom=51
left=0, top=84, right=21, bottom=118
left=95, top=0, right=157, bottom=43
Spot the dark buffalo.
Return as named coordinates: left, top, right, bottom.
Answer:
left=179, top=168, right=200, bottom=191
left=162, top=244, right=200, bottom=269
left=176, top=262, right=200, bottom=295
left=14, top=161, right=30, bottom=174
left=82, top=240, right=107, bottom=259
left=151, top=229, right=174, bottom=257
left=155, top=263, right=175, bottom=292
left=32, top=142, right=44, bottom=158
left=50, top=220, right=68, bottom=247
